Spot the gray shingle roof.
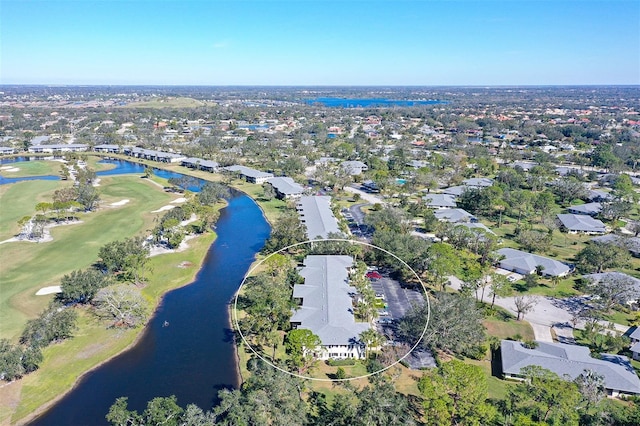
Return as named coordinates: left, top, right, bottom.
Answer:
left=455, top=222, right=495, bottom=235
left=434, top=208, right=475, bottom=223
left=501, top=340, right=640, bottom=394
left=423, top=194, right=457, bottom=208
left=266, top=177, right=304, bottom=196
left=291, top=256, right=370, bottom=346
left=557, top=214, right=607, bottom=233
left=296, top=196, right=341, bottom=239
left=591, top=234, right=640, bottom=256
left=568, top=202, right=602, bottom=215
left=629, top=327, right=640, bottom=341
left=587, top=189, right=613, bottom=202
left=340, top=161, right=368, bottom=175
left=181, top=157, right=219, bottom=169
left=223, top=165, right=274, bottom=180
left=582, top=272, right=640, bottom=302
left=496, top=247, right=571, bottom=277
left=442, top=185, right=467, bottom=196
left=463, top=177, right=493, bottom=187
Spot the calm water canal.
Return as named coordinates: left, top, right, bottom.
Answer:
left=19, top=164, right=270, bottom=425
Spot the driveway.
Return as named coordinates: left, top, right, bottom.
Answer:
left=344, top=184, right=385, bottom=205
left=447, top=276, right=629, bottom=342
left=348, top=203, right=367, bottom=226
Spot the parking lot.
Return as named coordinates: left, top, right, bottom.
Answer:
left=369, top=271, right=425, bottom=321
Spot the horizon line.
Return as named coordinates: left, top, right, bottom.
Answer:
left=1, top=83, right=639, bottom=88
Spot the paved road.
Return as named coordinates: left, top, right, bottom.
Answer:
left=348, top=203, right=367, bottom=225
left=447, top=276, right=629, bottom=342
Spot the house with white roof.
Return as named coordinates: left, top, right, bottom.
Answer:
left=291, top=255, right=370, bottom=360
left=223, top=165, right=274, bottom=184
left=591, top=234, right=640, bottom=258
left=0, top=146, right=16, bottom=155
left=124, top=147, right=185, bottom=163
left=28, top=144, right=89, bottom=154
left=434, top=208, right=477, bottom=223
left=181, top=157, right=219, bottom=173
left=423, top=194, right=457, bottom=209
left=462, top=177, right=493, bottom=188
left=296, top=196, right=341, bottom=240
left=567, top=202, right=602, bottom=216
left=629, top=328, right=640, bottom=361
left=93, top=144, right=121, bottom=154
left=557, top=214, right=607, bottom=234
left=340, top=160, right=368, bottom=176
left=501, top=340, right=640, bottom=397
left=265, top=177, right=304, bottom=199
left=582, top=272, right=640, bottom=309
left=496, top=247, right=571, bottom=277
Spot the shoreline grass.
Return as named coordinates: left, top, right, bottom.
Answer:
left=0, top=154, right=283, bottom=424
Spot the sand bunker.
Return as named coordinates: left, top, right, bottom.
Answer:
left=0, top=166, right=20, bottom=172
left=151, top=205, right=176, bottom=213
left=149, top=235, right=197, bottom=257
left=110, top=199, right=130, bottom=206
left=36, top=286, right=62, bottom=296
left=171, top=197, right=187, bottom=204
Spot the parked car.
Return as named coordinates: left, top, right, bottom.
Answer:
left=366, top=271, right=383, bottom=280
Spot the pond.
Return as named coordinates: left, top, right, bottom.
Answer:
left=6, top=159, right=272, bottom=425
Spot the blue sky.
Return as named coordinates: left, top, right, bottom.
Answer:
left=1, top=0, right=638, bottom=85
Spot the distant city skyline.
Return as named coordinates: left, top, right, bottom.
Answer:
left=1, top=0, right=638, bottom=86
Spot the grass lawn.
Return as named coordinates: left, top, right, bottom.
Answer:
left=489, top=218, right=592, bottom=264
left=0, top=180, right=65, bottom=241
left=465, top=358, right=513, bottom=400
left=512, top=276, right=581, bottom=298
left=483, top=317, right=535, bottom=341
left=0, top=177, right=224, bottom=424
left=7, top=311, right=139, bottom=424
left=7, top=232, right=220, bottom=425
left=0, top=159, right=63, bottom=178
left=0, top=175, right=175, bottom=341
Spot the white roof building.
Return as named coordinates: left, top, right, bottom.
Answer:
left=266, top=177, right=304, bottom=199
left=296, top=196, right=341, bottom=240
left=496, top=248, right=571, bottom=277
left=501, top=340, right=640, bottom=397
left=557, top=214, right=607, bottom=234
left=291, top=255, right=370, bottom=359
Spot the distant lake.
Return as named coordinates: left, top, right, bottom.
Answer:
left=304, top=97, right=447, bottom=108
left=0, top=158, right=204, bottom=191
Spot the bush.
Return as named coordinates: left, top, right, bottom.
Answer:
left=326, top=358, right=356, bottom=366
left=462, top=344, right=487, bottom=360
left=366, top=358, right=384, bottom=373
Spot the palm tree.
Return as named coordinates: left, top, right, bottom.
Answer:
left=359, top=329, right=384, bottom=359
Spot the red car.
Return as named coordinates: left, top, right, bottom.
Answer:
left=366, top=271, right=382, bottom=280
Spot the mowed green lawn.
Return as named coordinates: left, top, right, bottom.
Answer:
left=0, top=159, right=64, bottom=178
left=0, top=175, right=175, bottom=341
left=0, top=180, right=65, bottom=241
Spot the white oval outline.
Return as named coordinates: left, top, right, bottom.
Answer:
left=233, top=238, right=431, bottom=382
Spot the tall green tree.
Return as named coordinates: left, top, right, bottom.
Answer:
left=505, top=366, right=582, bottom=425
left=575, top=241, right=631, bottom=273
left=57, top=268, right=111, bottom=304
left=419, top=359, right=497, bottom=425
left=427, top=243, right=461, bottom=290
left=397, top=292, right=485, bottom=355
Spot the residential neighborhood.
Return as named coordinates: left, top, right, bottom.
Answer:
left=1, top=85, right=640, bottom=425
